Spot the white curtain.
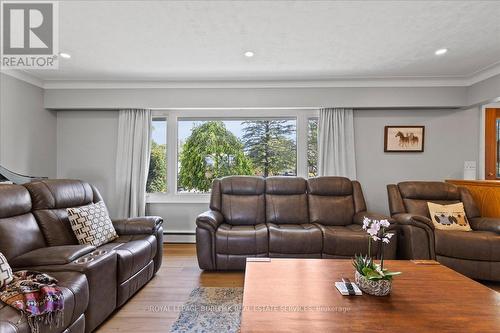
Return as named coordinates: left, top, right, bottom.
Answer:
left=115, top=109, right=152, bottom=218
left=318, top=108, right=357, bottom=179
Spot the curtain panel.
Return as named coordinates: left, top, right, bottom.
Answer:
left=318, top=108, right=357, bottom=179
left=115, top=109, right=152, bottom=218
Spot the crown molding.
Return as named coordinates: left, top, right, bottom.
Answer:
left=2, top=63, right=500, bottom=90
left=0, top=69, right=44, bottom=88
left=465, top=61, right=500, bottom=85
left=41, top=76, right=471, bottom=89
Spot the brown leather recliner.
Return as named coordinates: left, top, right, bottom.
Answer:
left=196, top=176, right=396, bottom=270
left=0, top=179, right=164, bottom=333
left=387, top=181, right=500, bottom=281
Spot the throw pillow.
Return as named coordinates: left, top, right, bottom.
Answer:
left=427, top=202, right=472, bottom=231
left=67, top=201, right=118, bottom=247
left=0, top=252, right=13, bottom=289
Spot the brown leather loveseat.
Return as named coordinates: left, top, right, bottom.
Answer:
left=196, top=176, right=396, bottom=270
left=388, top=181, right=500, bottom=281
left=0, top=179, right=164, bottom=333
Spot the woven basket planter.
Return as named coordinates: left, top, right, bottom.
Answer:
left=355, top=271, right=392, bottom=296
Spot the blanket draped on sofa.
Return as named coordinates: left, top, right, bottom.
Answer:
left=0, top=271, right=64, bottom=333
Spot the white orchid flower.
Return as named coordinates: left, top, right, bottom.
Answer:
left=362, top=217, right=370, bottom=230
left=380, top=219, right=390, bottom=228
left=367, top=222, right=380, bottom=236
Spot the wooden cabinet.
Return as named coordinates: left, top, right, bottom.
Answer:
left=447, top=179, right=500, bottom=217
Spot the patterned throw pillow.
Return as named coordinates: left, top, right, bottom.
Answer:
left=427, top=202, right=472, bottom=231
left=67, top=201, right=118, bottom=247
left=0, top=252, right=13, bottom=289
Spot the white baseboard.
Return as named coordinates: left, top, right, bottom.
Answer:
left=164, top=233, right=195, bottom=243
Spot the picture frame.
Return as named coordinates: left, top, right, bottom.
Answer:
left=384, top=126, right=425, bottom=152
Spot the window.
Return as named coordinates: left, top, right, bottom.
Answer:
left=145, top=109, right=319, bottom=201
left=177, top=119, right=297, bottom=193
left=485, top=108, right=500, bottom=179
left=146, top=118, right=167, bottom=192
left=308, top=118, right=318, bottom=177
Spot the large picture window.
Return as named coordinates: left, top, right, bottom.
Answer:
left=177, top=119, right=297, bottom=193
left=146, top=109, right=318, bottom=201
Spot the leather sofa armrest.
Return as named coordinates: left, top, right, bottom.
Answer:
left=353, top=211, right=395, bottom=226
left=393, top=213, right=436, bottom=260
left=113, top=216, right=163, bottom=235
left=469, top=217, right=500, bottom=234
left=196, top=210, right=224, bottom=231
left=9, top=245, right=96, bottom=268
left=393, top=213, right=435, bottom=230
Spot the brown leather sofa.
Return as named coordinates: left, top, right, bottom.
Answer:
left=388, top=181, right=500, bottom=281
left=0, top=179, right=164, bottom=333
left=196, top=176, right=396, bottom=270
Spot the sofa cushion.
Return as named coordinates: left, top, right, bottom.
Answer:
left=0, top=213, right=46, bottom=261
left=266, top=177, right=308, bottom=224
left=98, top=235, right=157, bottom=283
left=268, top=223, right=322, bottom=255
left=0, top=271, right=89, bottom=333
left=0, top=185, right=46, bottom=261
left=32, top=209, right=80, bottom=246
left=398, top=181, right=461, bottom=201
left=309, top=195, right=354, bottom=226
left=216, top=223, right=268, bottom=255
left=219, top=177, right=266, bottom=226
left=307, top=177, right=353, bottom=196
left=24, top=180, right=101, bottom=247
left=24, top=180, right=95, bottom=210
left=317, top=224, right=379, bottom=257
left=67, top=201, right=118, bottom=247
left=0, top=185, right=32, bottom=218
left=306, top=177, right=355, bottom=226
left=435, top=230, right=500, bottom=261
left=397, top=181, right=462, bottom=217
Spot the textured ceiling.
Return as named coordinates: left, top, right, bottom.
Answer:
left=26, top=0, right=500, bottom=81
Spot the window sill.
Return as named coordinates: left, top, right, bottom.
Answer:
left=146, top=192, right=210, bottom=204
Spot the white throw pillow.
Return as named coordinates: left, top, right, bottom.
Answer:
left=67, top=201, right=118, bottom=247
left=0, top=252, right=13, bottom=289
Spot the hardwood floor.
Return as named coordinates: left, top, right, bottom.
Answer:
left=97, top=243, right=500, bottom=332
left=97, top=244, right=244, bottom=332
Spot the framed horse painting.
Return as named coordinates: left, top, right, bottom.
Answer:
left=384, top=126, right=425, bottom=152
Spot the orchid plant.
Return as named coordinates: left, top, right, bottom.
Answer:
left=352, top=217, right=401, bottom=281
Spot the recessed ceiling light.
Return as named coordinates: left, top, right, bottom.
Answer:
left=59, top=52, right=71, bottom=59
left=244, top=51, right=254, bottom=58
left=435, top=48, right=447, bottom=56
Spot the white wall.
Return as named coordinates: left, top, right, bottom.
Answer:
left=56, top=111, right=119, bottom=215
left=0, top=73, right=57, bottom=177
left=355, top=107, right=480, bottom=214
left=44, top=86, right=467, bottom=109
left=467, top=73, right=500, bottom=106
left=56, top=107, right=480, bottom=236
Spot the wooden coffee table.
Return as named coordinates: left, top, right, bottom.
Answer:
left=240, top=259, right=500, bottom=332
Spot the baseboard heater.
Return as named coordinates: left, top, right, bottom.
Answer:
left=163, top=231, right=196, bottom=243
